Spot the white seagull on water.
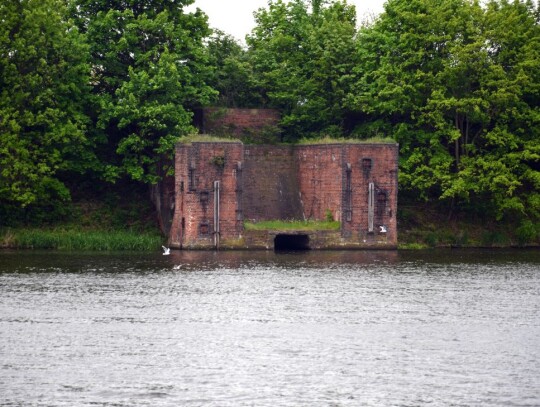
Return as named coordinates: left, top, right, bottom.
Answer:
left=162, top=246, right=170, bottom=255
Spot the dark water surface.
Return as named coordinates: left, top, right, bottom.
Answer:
left=0, top=249, right=539, bottom=406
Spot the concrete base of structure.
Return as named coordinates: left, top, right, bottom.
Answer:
left=172, top=230, right=397, bottom=250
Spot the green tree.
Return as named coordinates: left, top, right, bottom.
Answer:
left=348, top=0, right=540, bottom=221
left=0, top=0, right=91, bottom=213
left=205, top=30, right=265, bottom=108
left=247, top=0, right=358, bottom=140
left=71, top=0, right=216, bottom=183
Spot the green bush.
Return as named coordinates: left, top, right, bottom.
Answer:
left=453, top=230, right=469, bottom=247
left=516, top=220, right=539, bottom=246
left=424, top=232, right=438, bottom=247
left=324, top=209, right=334, bottom=222
left=481, top=231, right=510, bottom=247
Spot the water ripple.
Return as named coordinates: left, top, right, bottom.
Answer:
left=0, top=249, right=539, bottom=406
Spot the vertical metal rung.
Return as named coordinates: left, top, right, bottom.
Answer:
left=346, top=163, right=352, bottom=222
left=213, top=181, right=220, bottom=249
left=368, top=182, right=374, bottom=232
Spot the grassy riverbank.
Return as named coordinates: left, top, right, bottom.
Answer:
left=3, top=222, right=537, bottom=251
left=397, top=203, right=540, bottom=249
left=2, top=186, right=537, bottom=251
left=0, top=228, right=162, bottom=251
left=0, top=182, right=164, bottom=251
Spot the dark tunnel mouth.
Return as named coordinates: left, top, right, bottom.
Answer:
left=274, top=234, right=311, bottom=251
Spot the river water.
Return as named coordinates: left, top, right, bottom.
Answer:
left=0, top=249, right=539, bottom=406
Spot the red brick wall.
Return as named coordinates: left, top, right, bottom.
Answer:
left=169, top=146, right=189, bottom=247
left=170, top=141, right=398, bottom=249
left=295, top=145, right=344, bottom=222
left=169, top=141, right=243, bottom=248
left=342, top=144, right=399, bottom=245
left=202, top=108, right=280, bottom=137
left=242, top=146, right=303, bottom=221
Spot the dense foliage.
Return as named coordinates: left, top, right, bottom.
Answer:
left=347, top=0, right=540, bottom=222
left=71, top=0, right=216, bottom=183
left=205, top=30, right=265, bottom=108
left=0, top=0, right=538, bottom=238
left=0, top=0, right=91, bottom=212
left=244, top=0, right=539, bottom=226
left=247, top=0, right=358, bottom=139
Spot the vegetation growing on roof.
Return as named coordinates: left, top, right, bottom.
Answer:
left=177, top=134, right=241, bottom=145
left=297, top=136, right=396, bottom=145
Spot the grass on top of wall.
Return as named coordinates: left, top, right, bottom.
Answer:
left=297, top=136, right=396, bottom=145
left=178, top=134, right=397, bottom=146
left=244, top=219, right=341, bottom=231
left=177, top=134, right=241, bottom=144
left=1, top=228, right=163, bottom=251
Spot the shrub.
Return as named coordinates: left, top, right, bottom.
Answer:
left=481, top=231, right=510, bottom=247
left=516, top=220, right=539, bottom=246
left=424, top=232, right=438, bottom=247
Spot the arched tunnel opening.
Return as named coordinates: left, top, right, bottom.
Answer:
left=274, top=234, right=311, bottom=251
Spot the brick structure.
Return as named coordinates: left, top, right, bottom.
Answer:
left=198, top=108, right=281, bottom=139
left=242, top=145, right=303, bottom=220
left=169, top=141, right=398, bottom=250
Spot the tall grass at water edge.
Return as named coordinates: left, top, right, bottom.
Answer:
left=1, top=228, right=163, bottom=251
